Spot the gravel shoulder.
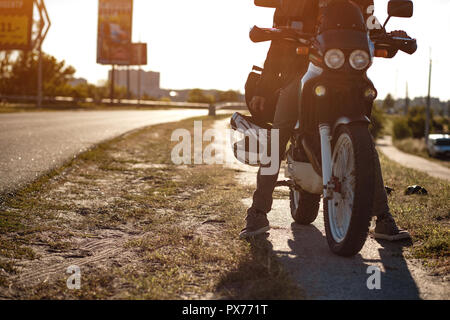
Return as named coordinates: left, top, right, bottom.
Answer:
left=0, top=115, right=303, bottom=300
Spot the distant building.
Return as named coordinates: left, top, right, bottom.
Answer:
left=109, top=69, right=162, bottom=98
left=68, top=77, right=88, bottom=87
left=108, top=69, right=245, bottom=102
left=394, top=97, right=449, bottom=116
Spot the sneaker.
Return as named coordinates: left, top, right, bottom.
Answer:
left=372, top=214, right=411, bottom=241
left=239, top=208, right=270, bottom=239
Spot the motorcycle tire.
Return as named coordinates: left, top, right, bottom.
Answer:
left=323, top=123, right=375, bottom=257
left=289, top=188, right=321, bottom=225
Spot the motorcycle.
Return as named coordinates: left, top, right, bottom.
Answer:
left=230, top=0, right=417, bottom=256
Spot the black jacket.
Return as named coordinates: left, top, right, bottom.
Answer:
left=255, top=0, right=374, bottom=97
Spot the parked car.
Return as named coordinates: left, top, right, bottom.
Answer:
left=427, top=134, right=450, bottom=158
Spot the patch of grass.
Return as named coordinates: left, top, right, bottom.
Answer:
left=0, top=103, right=171, bottom=114
left=0, top=113, right=303, bottom=299
left=378, top=151, right=450, bottom=274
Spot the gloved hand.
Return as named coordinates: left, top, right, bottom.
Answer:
left=389, top=30, right=409, bottom=38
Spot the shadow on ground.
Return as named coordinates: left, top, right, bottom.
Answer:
left=273, top=222, right=419, bottom=299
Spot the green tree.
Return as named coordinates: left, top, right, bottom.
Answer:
left=187, top=89, right=215, bottom=104
left=393, top=118, right=412, bottom=140
left=407, top=106, right=434, bottom=138
left=369, top=103, right=386, bottom=139
left=382, top=93, right=395, bottom=112
left=0, top=50, right=75, bottom=97
left=217, top=90, right=240, bottom=102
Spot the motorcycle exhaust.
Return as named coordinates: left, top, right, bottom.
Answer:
left=230, top=112, right=272, bottom=167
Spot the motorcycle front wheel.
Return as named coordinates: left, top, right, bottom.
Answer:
left=323, top=123, right=375, bottom=257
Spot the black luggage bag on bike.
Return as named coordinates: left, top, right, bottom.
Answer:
left=244, top=65, right=280, bottom=125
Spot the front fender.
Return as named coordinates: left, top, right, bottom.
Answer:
left=332, top=115, right=371, bottom=135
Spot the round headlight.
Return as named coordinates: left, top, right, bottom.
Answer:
left=349, top=50, right=370, bottom=70
left=324, top=49, right=345, bottom=69
left=315, top=85, right=327, bottom=97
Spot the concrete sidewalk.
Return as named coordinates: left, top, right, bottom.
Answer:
left=377, top=136, right=450, bottom=182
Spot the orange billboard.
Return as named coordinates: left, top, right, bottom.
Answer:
left=0, top=0, right=34, bottom=50
left=130, top=42, right=147, bottom=66
left=97, top=0, right=133, bottom=65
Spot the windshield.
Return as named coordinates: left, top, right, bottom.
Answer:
left=435, top=139, right=450, bottom=146
left=317, top=0, right=366, bottom=33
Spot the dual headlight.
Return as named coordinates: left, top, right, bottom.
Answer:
left=324, top=49, right=371, bottom=70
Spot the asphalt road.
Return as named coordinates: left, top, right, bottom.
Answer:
left=0, top=109, right=206, bottom=194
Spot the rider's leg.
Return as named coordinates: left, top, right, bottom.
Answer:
left=372, top=149, right=410, bottom=240
left=240, top=77, right=300, bottom=238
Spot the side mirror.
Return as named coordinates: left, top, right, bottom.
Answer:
left=254, top=0, right=280, bottom=8
left=388, top=0, right=413, bottom=18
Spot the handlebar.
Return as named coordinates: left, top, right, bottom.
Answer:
left=250, top=26, right=417, bottom=56
left=249, top=26, right=312, bottom=44
left=371, top=31, right=417, bottom=55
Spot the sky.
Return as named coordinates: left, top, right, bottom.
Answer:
left=42, top=0, right=450, bottom=101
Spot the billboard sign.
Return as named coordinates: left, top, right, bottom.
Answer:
left=0, top=0, right=34, bottom=50
left=97, top=0, right=133, bottom=65
left=130, top=42, right=147, bottom=66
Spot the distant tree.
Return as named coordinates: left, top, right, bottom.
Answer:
left=0, top=50, right=75, bottom=97
left=369, top=103, right=386, bottom=139
left=113, top=85, right=127, bottom=100
left=187, top=89, right=215, bottom=104
left=406, top=106, right=434, bottom=138
left=382, top=94, right=395, bottom=112
left=142, top=93, right=156, bottom=101
left=393, top=118, right=412, bottom=140
left=217, top=90, right=239, bottom=102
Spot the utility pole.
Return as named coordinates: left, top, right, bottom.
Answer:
left=37, top=40, right=43, bottom=108
left=35, top=0, right=50, bottom=108
left=425, top=49, right=432, bottom=144
left=404, top=82, right=409, bottom=116
left=137, top=67, right=141, bottom=105
left=127, top=66, right=130, bottom=100
left=110, top=64, right=115, bottom=105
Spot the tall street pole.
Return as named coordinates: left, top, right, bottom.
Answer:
left=37, top=42, right=43, bottom=108
left=35, top=0, right=51, bottom=108
left=425, top=50, right=432, bottom=144
left=404, top=82, right=409, bottom=116
left=127, top=66, right=130, bottom=100
left=110, top=64, right=115, bottom=105
left=137, top=67, right=141, bottom=106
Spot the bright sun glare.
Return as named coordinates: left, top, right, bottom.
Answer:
left=42, top=0, right=450, bottom=101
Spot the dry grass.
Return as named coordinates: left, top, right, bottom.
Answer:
left=393, top=137, right=450, bottom=169
left=0, top=114, right=303, bottom=299
left=0, top=102, right=174, bottom=114
left=379, top=151, right=450, bottom=275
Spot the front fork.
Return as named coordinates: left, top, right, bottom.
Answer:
left=319, top=124, right=334, bottom=200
